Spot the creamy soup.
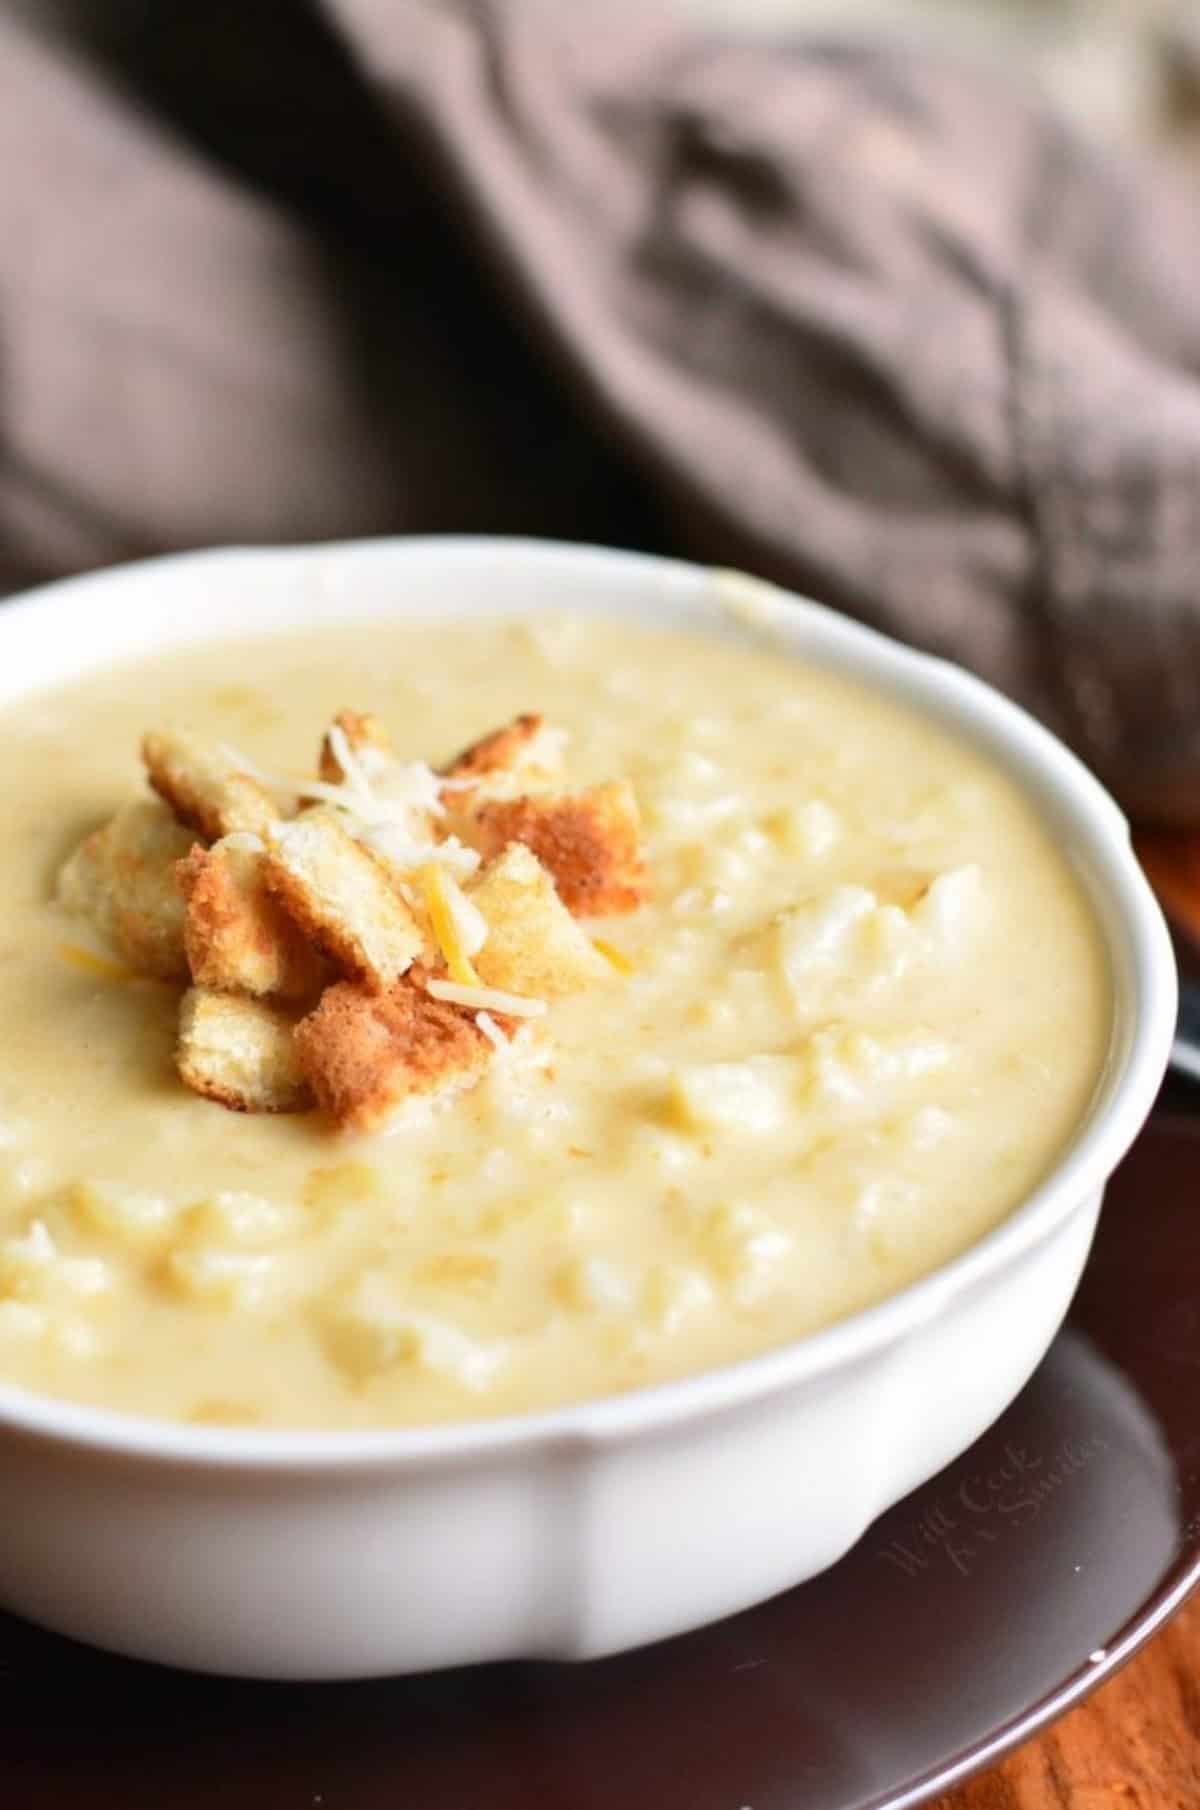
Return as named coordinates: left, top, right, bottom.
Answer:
left=0, top=611, right=1110, bottom=1427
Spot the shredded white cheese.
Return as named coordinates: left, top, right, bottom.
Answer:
left=326, top=723, right=372, bottom=801
left=475, top=1011, right=507, bottom=1050
left=220, top=742, right=475, bottom=876
left=294, top=766, right=445, bottom=827
left=426, top=979, right=547, bottom=1019
left=217, top=743, right=290, bottom=791
left=441, top=872, right=488, bottom=957
left=360, top=825, right=480, bottom=878
left=373, top=759, right=447, bottom=821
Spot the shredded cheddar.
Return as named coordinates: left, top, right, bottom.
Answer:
left=475, top=1011, right=508, bottom=1050
left=592, top=937, right=633, bottom=976
left=420, top=862, right=481, bottom=985
left=58, top=943, right=135, bottom=983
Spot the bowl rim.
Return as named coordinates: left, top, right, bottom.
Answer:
left=0, top=536, right=1177, bottom=1469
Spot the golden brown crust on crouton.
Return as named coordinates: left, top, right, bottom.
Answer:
left=294, top=977, right=491, bottom=1132
left=262, top=811, right=426, bottom=990
left=318, top=710, right=395, bottom=784
left=58, top=798, right=194, bottom=979
left=177, top=839, right=327, bottom=1001
left=143, top=730, right=280, bottom=841
left=443, top=713, right=548, bottom=781
left=468, top=842, right=609, bottom=996
left=470, top=782, right=651, bottom=916
left=107, top=802, right=197, bottom=979
left=440, top=715, right=567, bottom=813
left=177, top=987, right=312, bottom=1113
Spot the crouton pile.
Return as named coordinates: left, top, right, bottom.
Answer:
left=56, top=710, right=651, bottom=1133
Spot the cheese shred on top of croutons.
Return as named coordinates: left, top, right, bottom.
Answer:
left=419, top=862, right=488, bottom=986
left=424, top=978, right=548, bottom=1018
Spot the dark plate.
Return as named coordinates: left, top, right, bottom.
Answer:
left=3, top=1111, right=1199, bottom=1810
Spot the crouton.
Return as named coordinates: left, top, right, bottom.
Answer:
left=262, top=811, right=426, bottom=990
left=469, top=782, right=651, bottom=916
left=468, top=842, right=609, bottom=996
left=177, top=838, right=326, bottom=1000
left=106, top=799, right=198, bottom=978
left=143, top=730, right=280, bottom=840
left=177, top=987, right=311, bottom=1113
left=58, top=797, right=194, bottom=979
left=318, top=710, right=395, bottom=784
left=294, top=978, right=491, bottom=1133
left=57, top=825, right=120, bottom=947
left=441, top=713, right=566, bottom=797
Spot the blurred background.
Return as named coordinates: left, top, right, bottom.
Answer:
left=672, top=0, right=1200, bottom=155
left=3, top=0, right=1200, bottom=850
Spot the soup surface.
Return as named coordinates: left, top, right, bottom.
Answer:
left=0, top=609, right=1110, bottom=1427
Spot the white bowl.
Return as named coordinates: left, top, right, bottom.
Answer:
left=0, top=538, right=1176, bottom=1679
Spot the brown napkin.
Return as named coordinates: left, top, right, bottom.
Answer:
left=4, top=1, right=1200, bottom=820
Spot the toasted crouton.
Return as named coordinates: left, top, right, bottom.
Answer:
left=57, top=825, right=120, bottom=947
left=177, top=987, right=311, bottom=1113
left=177, top=838, right=326, bottom=1000
left=262, top=811, right=426, bottom=990
left=58, top=797, right=195, bottom=979
left=318, top=710, right=395, bottom=784
left=106, top=799, right=198, bottom=978
left=294, top=979, right=491, bottom=1132
left=468, top=843, right=609, bottom=997
left=469, top=782, right=651, bottom=916
left=143, top=730, right=280, bottom=841
left=441, top=714, right=566, bottom=798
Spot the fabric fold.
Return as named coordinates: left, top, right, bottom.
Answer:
left=5, top=0, right=1200, bottom=815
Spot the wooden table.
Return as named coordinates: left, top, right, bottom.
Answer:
left=942, top=1057, right=1200, bottom=1810
left=938, top=1593, right=1200, bottom=1808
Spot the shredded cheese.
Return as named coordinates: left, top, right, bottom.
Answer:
left=221, top=741, right=475, bottom=876
left=222, top=741, right=441, bottom=822
left=58, top=943, right=135, bottom=983
left=592, top=937, right=633, bottom=976
left=326, top=723, right=372, bottom=801
left=420, top=863, right=482, bottom=986
left=425, top=978, right=547, bottom=1019
left=441, top=870, right=488, bottom=956
left=475, top=1010, right=508, bottom=1050
left=295, top=769, right=443, bottom=826
left=217, top=743, right=296, bottom=792
left=360, top=825, right=480, bottom=879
